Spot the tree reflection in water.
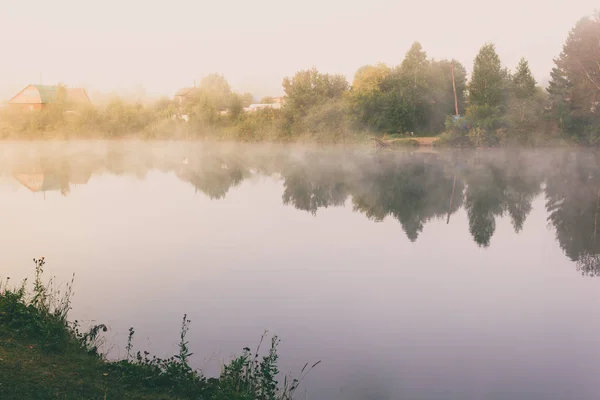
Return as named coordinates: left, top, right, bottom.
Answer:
left=4, top=143, right=600, bottom=276
left=545, top=150, right=600, bottom=276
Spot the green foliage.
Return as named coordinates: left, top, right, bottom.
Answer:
left=349, top=43, right=467, bottom=136
left=213, top=334, right=285, bottom=400
left=546, top=13, right=600, bottom=143
left=500, top=57, right=540, bottom=142
left=234, top=108, right=282, bottom=141
left=512, top=58, right=537, bottom=101
left=468, top=43, right=509, bottom=109
left=229, top=93, right=245, bottom=121
left=436, top=129, right=473, bottom=147
left=108, top=325, right=207, bottom=397
left=175, top=314, right=193, bottom=370
left=465, top=105, right=505, bottom=131
left=0, top=259, right=318, bottom=399
left=282, top=67, right=349, bottom=134
left=241, top=93, right=255, bottom=107
left=294, top=98, right=352, bottom=141
left=103, top=100, right=153, bottom=136
left=283, top=68, right=349, bottom=110
left=547, top=66, right=573, bottom=132
left=0, top=258, right=74, bottom=352
left=198, top=73, right=233, bottom=110
left=348, top=63, right=392, bottom=130
left=454, top=49, right=544, bottom=145
left=467, top=126, right=502, bottom=147
left=397, top=42, right=431, bottom=131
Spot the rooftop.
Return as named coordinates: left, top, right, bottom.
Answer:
left=9, top=84, right=91, bottom=104
left=33, top=85, right=58, bottom=104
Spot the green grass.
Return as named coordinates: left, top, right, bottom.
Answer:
left=0, top=258, right=318, bottom=400
left=0, top=335, right=175, bottom=400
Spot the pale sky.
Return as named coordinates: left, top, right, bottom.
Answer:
left=0, top=0, right=597, bottom=101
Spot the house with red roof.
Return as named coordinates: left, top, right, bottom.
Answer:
left=8, top=84, right=91, bottom=111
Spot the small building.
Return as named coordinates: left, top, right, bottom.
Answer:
left=9, top=85, right=57, bottom=111
left=8, top=84, right=91, bottom=111
left=243, top=102, right=282, bottom=113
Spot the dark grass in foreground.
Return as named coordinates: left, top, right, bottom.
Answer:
left=0, top=258, right=318, bottom=400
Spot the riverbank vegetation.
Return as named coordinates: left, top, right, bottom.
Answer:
left=0, top=258, right=316, bottom=399
left=0, top=12, right=598, bottom=146
left=437, top=13, right=600, bottom=147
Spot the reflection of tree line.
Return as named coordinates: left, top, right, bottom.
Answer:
left=463, top=157, right=543, bottom=247
left=6, top=146, right=600, bottom=275
left=176, top=151, right=247, bottom=199
left=270, top=152, right=546, bottom=246
left=177, top=148, right=600, bottom=276
left=545, top=152, right=600, bottom=277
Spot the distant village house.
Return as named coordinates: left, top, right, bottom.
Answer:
left=173, top=85, right=285, bottom=118
left=8, top=84, right=91, bottom=111
left=243, top=97, right=284, bottom=113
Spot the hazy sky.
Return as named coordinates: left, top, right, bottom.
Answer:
left=0, top=0, right=597, bottom=100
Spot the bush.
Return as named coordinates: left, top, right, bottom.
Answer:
left=0, top=258, right=74, bottom=352
left=0, top=258, right=319, bottom=399
left=465, top=105, right=506, bottom=132
left=467, top=127, right=501, bottom=147
left=586, top=123, right=600, bottom=146
left=235, top=109, right=282, bottom=142
left=435, top=130, right=473, bottom=147
left=299, top=99, right=352, bottom=142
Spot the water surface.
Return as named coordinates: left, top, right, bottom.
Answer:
left=1, top=141, right=600, bottom=400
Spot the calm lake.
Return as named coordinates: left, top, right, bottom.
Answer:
left=2, top=141, right=600, bottom=399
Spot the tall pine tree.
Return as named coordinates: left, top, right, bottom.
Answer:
left=468, top=43, right=507, bottom=110
left=548, top=13, right=600, bottom=141
left=512, top=58, right=537, bottom=121
left=513, top=58, right=536, bottom=100
left=398, top=42, right=430, bottom=133
left=547, top=66, right=572, bottom=131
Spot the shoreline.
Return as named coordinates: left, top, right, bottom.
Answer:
left=0, top=261, right=315, bottom=400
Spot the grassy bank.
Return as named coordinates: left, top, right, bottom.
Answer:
left=0, top=258, right=317, bottom=400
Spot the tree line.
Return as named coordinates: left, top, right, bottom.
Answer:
left=0, top=12, right=598, bottom=145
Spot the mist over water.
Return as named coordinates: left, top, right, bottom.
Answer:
left=1, top=141, right=600, bottom=399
